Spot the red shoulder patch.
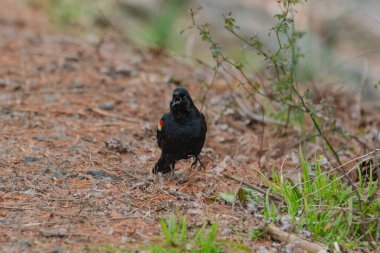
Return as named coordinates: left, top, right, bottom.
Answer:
left=157, top=120, right=164, bottom=131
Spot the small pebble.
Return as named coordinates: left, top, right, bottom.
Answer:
left=42, top=228, right=68, bottom=238
left=22, top=156, right=39, bottom=165
left=87, top=168, right=106, bottom=178
left=98, top=102, right=114, bottom=111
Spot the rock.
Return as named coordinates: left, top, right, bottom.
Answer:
left=81, top=136, right=97, bottom=143
left=42, top=228, right=68, bottom=238
left=0, top=107, right=12, bottom=115
left=37, top=62, right=56, bottom=73
left=32, top=134, right=49, bottom=141
left=164, top=75, right=181, bottom=85
left=87, top=189, right=103, bottom=198
left=44, top=95, right=56, bottom=103
left=22, top=156, right=39, bottom=165
left=98, top=102, right=115, bottom=111
left=62, top=63, right=77, bottom=72
left=137, top=155, right=149, bottom=163
left=221, top=227, right=233, bottom=236
left=50, top=169, right=65, bottom=179
left=100, top=66, right=111, bottom=74
left=270, top=148, right=283, bottom=159
left=50, top=133, right=67, bottom=140
left=235, top=154, right=249, bottom=164
left=102, top=177, right=114, bottom=182
left=15, top=237, right=32, bottom=248
left=218, top=124, right=229, bottom=131
left=212, top=156, right=232, bottom=175
left=120, top=236, right=128, bottom=243
left=216, top=136, right=226, bottom=143
left=0, top=80, right=7, bottom=89
left=280, top=215, right=292, bottom=232
left=77, top=174, right=88, bottom=180
left=115, top=64, right=130, bottom=75
left=86, top=168, right=106, bottom=178
left=299, top=229, right=312, bottom=239
left=247, top=202, right=258, bottom=213
left=67, top=145, right=81, bottom=151
left=24, top=189, right=37, bottom=197
left=43, top=164, right=67, bottom=179
left=257, top=246, right=270, bottom=253
left=105, top=138, right=130, bottom=154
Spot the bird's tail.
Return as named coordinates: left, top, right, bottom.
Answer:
left=152, top=156, right=174, bottom=174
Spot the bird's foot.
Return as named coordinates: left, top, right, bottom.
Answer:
left=190, top=156, right=204, bottom=171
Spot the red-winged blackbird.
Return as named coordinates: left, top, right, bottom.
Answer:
left=152, top=88, right=207, bottom=174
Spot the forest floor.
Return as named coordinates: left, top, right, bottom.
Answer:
left=0, top=1, right=379, bottom=252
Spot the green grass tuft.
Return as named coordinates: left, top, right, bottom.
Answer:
left=266, top=149, right=380, bottom=249
left=150, top=213, right=223, bottom=253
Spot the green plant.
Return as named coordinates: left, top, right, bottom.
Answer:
left=183, top=1, right=350, bottom=166
left=140, top=0, right=187, bottom=48
left=250, top=229, right=267, bottom=241
left=150, top=213, right=223, bottom=253
left=266, top=149, right=380, bottom=249
left=24, top=0, right=103, bottom=28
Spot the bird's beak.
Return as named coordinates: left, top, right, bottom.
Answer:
left=172, top=92, right=182, bottom=106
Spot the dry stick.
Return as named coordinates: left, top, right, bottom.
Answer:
left=22, top=222, right=58, bottom=228
left=222, top=173, right=283, bottom=203
left=95, top=122, right=128, bottom=128
left=0, top=205, right=34, bottom=210
left=88, top=107, right=140, bottom=124
left=200, top=60, right=219, bottom=111
left=234, top=96, right=285, bottom=126
left=257, top=221, right=327, bottom=253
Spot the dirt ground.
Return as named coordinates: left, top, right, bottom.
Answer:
left=0, top=1, right=379, bottom=252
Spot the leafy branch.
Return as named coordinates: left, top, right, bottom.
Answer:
left=184, top=2, right=343, bottom=166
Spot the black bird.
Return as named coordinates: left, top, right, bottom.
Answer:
left=152, top=88, right=207, bottom=174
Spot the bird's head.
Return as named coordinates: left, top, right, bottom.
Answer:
left=170, top=88, right=194, bottom=114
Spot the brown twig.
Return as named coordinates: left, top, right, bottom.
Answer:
left=0, top=205, right=34, bottom=210
left=222, top=173, right=284, bottom=203
left=257, top=221, right=328, bottom=253
left=234, top=97, right=285, bottom=126
left=88, top=107, right=140, bottom=123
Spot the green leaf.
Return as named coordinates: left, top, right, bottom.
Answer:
left=219, top=192, right=235, bottom=204
left=235, top=62, right=243, bottom=70
left=236, top=188, right=248, bottom=204
left=210, top=44, right=221, bottom=58
left=224, top=12, right=235, bottom=29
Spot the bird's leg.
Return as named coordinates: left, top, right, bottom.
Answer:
left=190, top=156, right=197, bottom=169
left=152, top=156, right=165, bottom=174
left=190, top=156, right=204, bottom=170
left=169, top=162, right=176, bottom=179
left=195, top=156, right=205, bottom=170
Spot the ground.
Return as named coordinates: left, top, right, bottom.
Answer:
left=0, top=1, right=379, bottom=253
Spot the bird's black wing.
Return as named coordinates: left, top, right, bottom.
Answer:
left=156, top=113, right=170, bottom=149
left=200, top=112, right=207, bottom=134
